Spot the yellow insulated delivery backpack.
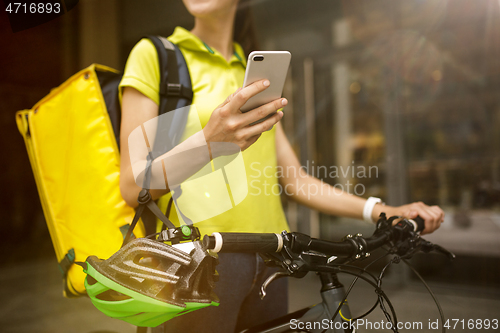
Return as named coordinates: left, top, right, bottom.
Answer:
left=15, top=36, right=193, bottom=297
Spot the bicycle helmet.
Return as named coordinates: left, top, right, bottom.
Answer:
left=81, top=238, right=219, bottom=327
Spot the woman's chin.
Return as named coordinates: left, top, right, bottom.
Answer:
left=183, top=0, right=237, bottom=18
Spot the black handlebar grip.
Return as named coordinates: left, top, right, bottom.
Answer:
left=409, top=216, right=425, bottom=232
left=202, top=232, right=282, bottom=253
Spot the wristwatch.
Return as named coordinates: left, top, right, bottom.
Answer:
left=363, top=197, right=383, bottom=223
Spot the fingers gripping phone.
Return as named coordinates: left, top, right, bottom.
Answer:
left=240, top=51, right=291, bottom=124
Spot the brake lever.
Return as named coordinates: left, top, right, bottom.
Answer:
left=259, top=270, right=290, bottom=300
left=419, top=239, right=456, bottom=260
left=433, top=244, right=456, bottom=260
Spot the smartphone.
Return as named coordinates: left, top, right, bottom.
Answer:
left=240, top=51, right=291, bottom=123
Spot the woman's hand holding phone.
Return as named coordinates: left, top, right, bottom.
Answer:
left=202, top=79, right=286, bottom=154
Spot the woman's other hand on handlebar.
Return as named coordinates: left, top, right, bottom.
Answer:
left=373, top=202, right=445, bottom=235
left=202, top=79, right=286, bottom=153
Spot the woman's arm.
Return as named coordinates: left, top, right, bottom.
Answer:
left=275, top=123, right=444, bottom=234
left=120, top=87, right=166, bottom=206
left=120, top=81, right=286, bottom=208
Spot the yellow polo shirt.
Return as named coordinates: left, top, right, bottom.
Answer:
left=119, top=27, right=288, bottom=235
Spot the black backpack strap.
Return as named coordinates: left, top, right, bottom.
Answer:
left=151, top=36, right=193, bottom=112
left=143, top=35, right=193, bottom=159
left=132, top=36, right=194, bottom=238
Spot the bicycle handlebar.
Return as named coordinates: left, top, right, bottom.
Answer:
left=201, top=215, right=454, bottom=333
left=203, top=216, right=425, bottom=256
left=203, top=232, right=283, bottom=253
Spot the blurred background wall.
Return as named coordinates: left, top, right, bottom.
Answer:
left=1, top=0, right=499, bottom=320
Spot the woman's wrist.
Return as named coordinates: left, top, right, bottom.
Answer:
left=371, top=203, right=399, bottom=223
left=202, top=127, right=213, bottom=159
left=371, top=203, right=384, bottom=222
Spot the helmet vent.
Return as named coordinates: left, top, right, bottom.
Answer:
left=86, top=275, right=98, bottom=286
left=96, top=289, right=132, bottom=301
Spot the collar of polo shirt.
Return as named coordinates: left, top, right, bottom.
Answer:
left=169, top=27, right=247, bottom=67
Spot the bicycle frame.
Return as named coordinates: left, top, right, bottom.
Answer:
left=241, top=272, right=355, bottom=333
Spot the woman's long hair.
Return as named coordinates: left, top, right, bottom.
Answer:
left=233, top=0, right=259, bottom=56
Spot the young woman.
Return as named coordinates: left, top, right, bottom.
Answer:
left=119, top=0, right=445, bottom=331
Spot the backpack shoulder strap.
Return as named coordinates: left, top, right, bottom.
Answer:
left=134, top=36, right=194, bottom=236
left=143, top=35, right=193, bottom=158
left=144, top=36, right=193, bottom=116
